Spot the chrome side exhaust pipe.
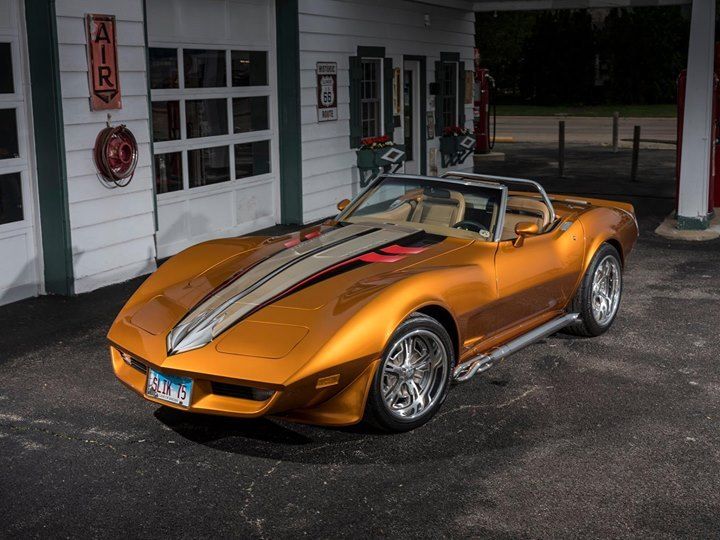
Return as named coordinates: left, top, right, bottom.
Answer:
left=453, top=313, right=580, bottom=383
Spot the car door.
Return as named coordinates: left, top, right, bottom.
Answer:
left=493, top=219, right=585, bottom=332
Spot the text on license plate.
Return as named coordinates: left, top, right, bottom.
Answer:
left=146, top=368, right=193, bottom=407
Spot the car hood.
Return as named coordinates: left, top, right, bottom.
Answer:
left=108, top=222, right=473, bottom=380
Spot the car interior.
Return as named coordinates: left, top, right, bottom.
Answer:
left=348, top=182, right=554, bottom=242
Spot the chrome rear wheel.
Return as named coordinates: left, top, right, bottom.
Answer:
left=591, top=255, right=621, bottom=326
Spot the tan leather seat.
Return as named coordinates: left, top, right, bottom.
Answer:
left=501, top=196, right=551, bottom=240
left=410, top=190, right=465, bottom=227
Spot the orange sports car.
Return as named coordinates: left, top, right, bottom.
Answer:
left=108, top=171, right=638, bottom=432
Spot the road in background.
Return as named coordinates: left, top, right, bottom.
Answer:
left=496, top=116, right=676, bottom=147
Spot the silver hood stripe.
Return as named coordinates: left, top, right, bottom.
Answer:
left=167, top=223, right=419, bottom=355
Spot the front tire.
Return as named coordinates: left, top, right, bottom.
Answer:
left=365, top=313, right=455, bottom=432
left=565, top=243, right=623, bottom=337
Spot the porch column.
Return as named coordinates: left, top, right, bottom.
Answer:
left=677, top=0, right=716, bottom=229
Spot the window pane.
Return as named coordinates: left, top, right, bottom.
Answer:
left=154, top=152, right=183, bottom=194
left=186, top=99, right=228, bottom=138
left=232, top=96, right=268, bottom=133
left=184, top=49, right=226, bottom=88
left=360, top=59, right=381, bottom=138
left=0, top=109, right=19, bottom=160
left=232, top=51, right=268, bottom=86
left=0, top=172, right=23, bottom=224
left=152, top=101, right=180, bottom=142
left=0, top=43, right=13, bottom=94
left=234, top=140, right=270, bottom=179
left=188, top=146, right=229, bottom=187
left=149, top=48, right=178, bottom=89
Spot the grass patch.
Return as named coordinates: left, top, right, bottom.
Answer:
left=496, top=104, right=677, bottom=118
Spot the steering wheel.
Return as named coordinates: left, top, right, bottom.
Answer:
left=453, top=220, right=491, bottom=238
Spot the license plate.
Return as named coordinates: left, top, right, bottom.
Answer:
left=146, top=368, right=193, bottom=407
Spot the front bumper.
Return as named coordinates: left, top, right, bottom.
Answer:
left=110, top=346, right=280, bottom=418
left=110, top=346, right=379, bottom=426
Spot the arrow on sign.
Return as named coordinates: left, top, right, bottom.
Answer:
left=95, top=89, right=119, bottom=103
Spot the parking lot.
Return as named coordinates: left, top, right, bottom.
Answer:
left=2, top=144, right=719, bottom=537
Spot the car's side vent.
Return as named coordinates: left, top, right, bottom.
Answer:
left=211, top=381, right=274, bottom=402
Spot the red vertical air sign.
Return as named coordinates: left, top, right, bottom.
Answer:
left=86, top=14, right=122, bottom=111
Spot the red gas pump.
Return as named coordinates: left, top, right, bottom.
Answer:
left=676, top=43, right=720, bottom=211
left=473, top=49, right=497, bottom=154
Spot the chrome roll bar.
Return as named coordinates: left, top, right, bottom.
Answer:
left=440, top=171, right=556, bottom=225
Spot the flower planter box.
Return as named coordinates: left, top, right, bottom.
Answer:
left=439, top=135, right=459, bottom=156
left=356, top=148, right=376, bottom=169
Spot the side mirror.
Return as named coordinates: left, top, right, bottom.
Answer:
left=337, top=199, right=350, bottom=212
left=513, top=221, right=539, bottom=247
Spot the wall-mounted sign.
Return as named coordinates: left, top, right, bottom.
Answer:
left=465, top=70, right=474, bottom=105
left=316, top=62, right=337, bottom=122
left=426, top=111, right=435, bottom=139
left=85, top=14, right=121, bottom=111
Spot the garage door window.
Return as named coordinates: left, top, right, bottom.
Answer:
left=0, top=172, right=23, bottom=225
left=150, top=47, right=271, bottom=195
left=0, top=40, right=27, bottom=227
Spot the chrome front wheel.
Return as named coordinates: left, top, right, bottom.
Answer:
left=365, top=313, right=454, bottom=432
left=381, top=329, right=448, bottom=421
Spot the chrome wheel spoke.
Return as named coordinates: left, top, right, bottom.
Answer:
left=590, top=255, right=621, bottom=326
left=380, top=328, right=448, bottom=421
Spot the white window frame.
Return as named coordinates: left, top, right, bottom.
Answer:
left=440, top=60, right=459, bottom=129
left=359, top=57, right=384, bottom=138
left=0, top=35, right=34, bottom=235
left=149, top=44, right=275, bottom=201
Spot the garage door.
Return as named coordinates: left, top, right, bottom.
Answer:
left=0, top=0, right=40, bottom=305
left=146, top=0, right=279, bottom=258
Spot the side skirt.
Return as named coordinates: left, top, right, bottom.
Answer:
left=453, top=313, right=580, bottom=383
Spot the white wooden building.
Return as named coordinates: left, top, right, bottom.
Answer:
left=0, top=0, right=712, bottom=306
left=0, top=0, right=475, bottom=305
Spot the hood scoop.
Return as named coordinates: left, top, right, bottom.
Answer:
left=167, top=223, right=421, bottom=355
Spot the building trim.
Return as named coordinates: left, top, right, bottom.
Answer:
left=276, top=0, right=303, bottom=225
left=142, top=0, right=159, bottom=236
left=24, top=0, right=74, bottom=295
left=403, top=55, right=428, bottom=175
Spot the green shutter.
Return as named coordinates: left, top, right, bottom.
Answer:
left=435, top=61, right=444, bottom=135
left=383, top=57, right=394, bottom=137
left=458, top=61, right=466, bottom=127
left=349, top=56, right=361, bottom=148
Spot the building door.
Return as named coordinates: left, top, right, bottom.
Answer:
left=147, top=0, right=279, bottom=258
left=403, top=60, right=421, bottom=175
left=0, top=0, right=40, bottom=306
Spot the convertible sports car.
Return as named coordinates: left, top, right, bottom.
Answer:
left=109, top=171, right=638, bottom=432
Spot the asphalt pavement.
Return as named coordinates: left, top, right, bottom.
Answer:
left=1, top=143, right=719, bottom=538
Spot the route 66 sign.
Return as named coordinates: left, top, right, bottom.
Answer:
left=316, top=62, right=337, bottom=122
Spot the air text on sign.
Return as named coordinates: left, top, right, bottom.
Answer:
left=86, top=14, right=122, bottom=111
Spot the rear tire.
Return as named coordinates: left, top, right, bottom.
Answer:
left=565, top=243, right=623, bottom=337
left=365, top=313, right=455, bottom=432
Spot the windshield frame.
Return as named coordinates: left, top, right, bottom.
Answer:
left=336, top=173, right=508, bottom=242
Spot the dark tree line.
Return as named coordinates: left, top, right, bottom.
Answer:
left=476, top=7, right=693, bottom=105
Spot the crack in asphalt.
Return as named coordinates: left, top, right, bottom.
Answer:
left=436, top=385, right=541, bottom=419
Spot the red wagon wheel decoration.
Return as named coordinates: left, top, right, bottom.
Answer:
left=93, top=124, right=138, bottom=188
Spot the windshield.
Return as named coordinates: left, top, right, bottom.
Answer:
left=338, top=176, right=503, bottom=241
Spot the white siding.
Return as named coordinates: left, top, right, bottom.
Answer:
left=56, top=0, right=157, bottom=294
left=298, top=0, right=475, bottom=223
